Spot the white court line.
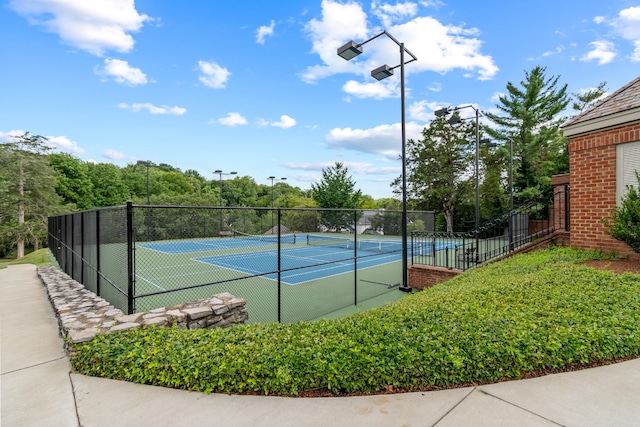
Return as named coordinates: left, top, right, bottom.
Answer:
left=134, top=273, right=167, bottom=291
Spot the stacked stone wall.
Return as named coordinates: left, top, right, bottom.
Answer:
left=37, top=265, right=248, bottom=345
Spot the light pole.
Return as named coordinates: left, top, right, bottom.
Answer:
left=213, top=170, right=237, bottom=233
left=434, top=105, right=490, bottom=260
left=268, top=176, right=286, bottom=234
left=337, top=31, right=417, bottom=293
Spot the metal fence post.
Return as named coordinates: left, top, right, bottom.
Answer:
left=126, top=201, right=135, bottom=314
left=353, top=210, right=358, bottom=306
left=564, top=184, right=570, bottom=232
left=277, top=208, right=281, bottom=323
left=96, top=210, right=101, bottom=297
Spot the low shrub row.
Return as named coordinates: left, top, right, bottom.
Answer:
left=71, top=247, right=640, bottom=395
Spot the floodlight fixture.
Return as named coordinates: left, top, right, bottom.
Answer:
left=337, top=41, right=363, bottom=60
left=434, top=107, right=451, bottom=117
left=371, top=64, right=394, bottom=81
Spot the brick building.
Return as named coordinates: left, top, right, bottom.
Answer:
left=562, top=76, right=640, bottom=258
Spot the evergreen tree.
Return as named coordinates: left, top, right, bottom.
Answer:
left=311, top=162, right=363, bottom=231
left=572, top=81, right=607, bottom=114
left=484, top=66, right=570, bottom=200
left=0, top=133, right=64, bottom=258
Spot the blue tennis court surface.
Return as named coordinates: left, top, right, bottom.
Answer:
left=139, top=234, right=296, bottom=254
left=194, top=241, right=459, bottom=285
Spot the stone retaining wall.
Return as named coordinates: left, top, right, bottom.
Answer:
left=37, top=265, right=248, bottom=345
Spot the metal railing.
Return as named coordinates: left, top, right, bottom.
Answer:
left=411, top=185, right=569, bottom=270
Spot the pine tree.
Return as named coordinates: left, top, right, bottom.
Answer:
left=484, top=66, right=570, bottom=200
left=311, top=162, right=363, bottom=231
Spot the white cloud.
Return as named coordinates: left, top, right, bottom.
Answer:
left=612, top=6, right=640, bottom=62
left=102, top=149, right=126, bottom=160
left=118, top=102, right=186, bottom=115
left=542, top=46, right=564, bottom=57
left=256, top=20, right=275, bottom=44
left=593, top=16, right=606, bottom=24
left=271, top=115, right=297, bottom=128
left=325, top=121, right=424, bottom=159
left=372, top=1, right=418, bottom=28
left=95, top=58, right=147, bottom=85
left=46, top=135, right=86, bottom=154
left=408, top=100, right=441, bottom=121
left=9, top=0, right=150, bottom=56
left=342, top=79, right=398, bottom=99
left=284, top=161, right=398, bottom=176
left=218, top=112, right=247, bottom=127
left=301, top=0, right=498, bottom=88
left=427, top=81, right=441, bottom=92
left=197, top=60, right=231, bottom=89
left=580, top=41, right=616, bottom=65
left=0, top=130, right=85, bottom=154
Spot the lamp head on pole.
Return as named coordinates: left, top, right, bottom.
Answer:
left=214, top=169, right=222, bottom=174
left=447, top=113, right=462, bottom=125
left=371, top=64, right=393, bottom=81
left=434, top=107, right=451, bottom=118
left=337, top=40, right=363, bottom=60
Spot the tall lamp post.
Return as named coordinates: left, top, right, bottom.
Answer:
left=337, top=31, right=417, bottom=293
left=213, top=170, right=237, bottom=233
left=268, top=176, right=286, bottom=234
left=434, top=105, right=490, bottom=259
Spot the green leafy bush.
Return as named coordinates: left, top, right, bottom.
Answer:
left=603, top=171, right=640, bottom=253
left=71, top=247, right=640, bottom=395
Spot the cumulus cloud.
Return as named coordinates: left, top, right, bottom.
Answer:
left=580, top=41, right=616, bottom=65
left=95, top=58, right=147, bottom=85
left=118, top=102, right=186, bottom=115
left=9, top=0, right=150, bottom=56
left=372, top=1, right=418, bottom=28
left=217, top=112, right=248, bottom=126
left=256, top=20, right=275, bottom=44
left=0, top=130, right=86, bottom=154
left=258, top=115, right=297, bottom=128
left=408, top=100, right=441, bottom=121
left=46, top=135, right=86, bottom=154
left=342, top=79, right=398, bottom=99
left=593, top=16, right=605, bottom=24
left=612, top=6, right=640, bottom=61
left=325, top=121, right=424, bottom=159
left=301, top=0, right=498, bottom=90
left=102, top=149, right=126, bottom=160
left=197, top=60, right=231, bottom=89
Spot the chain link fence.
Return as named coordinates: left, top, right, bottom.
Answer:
left=48, top=204, right=435, bottom=323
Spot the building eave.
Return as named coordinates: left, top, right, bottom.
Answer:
left=562, top=107, right=640, bottom=138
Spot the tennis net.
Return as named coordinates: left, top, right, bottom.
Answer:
left=306, top=234, right=410, bottom=254
left=233, top=230, right=297, bottom=244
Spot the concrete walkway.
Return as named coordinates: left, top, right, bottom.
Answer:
left=2, top=263, right=640, bottom=427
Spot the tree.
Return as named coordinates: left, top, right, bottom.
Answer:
left=485, top=66, right=570, bottom=200
left=49, top=153, right=95, bottom=209
left=86, top=163, right=131, bottom=207
left=404, top=116, right=475, bottom=232
left=311, top=162, right=363, bottom=231
left=572, top=81, right=607, bottom=114
left=0, top=133, right=63, bottom=258
left=602, top=172, right=640, bottom=253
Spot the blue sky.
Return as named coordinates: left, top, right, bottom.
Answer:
left=2, top=0, right=639, bottom=199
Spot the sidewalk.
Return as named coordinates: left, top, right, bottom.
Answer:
left=2, top=263, right=640, bottom=426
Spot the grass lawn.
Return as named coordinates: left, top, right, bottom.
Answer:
left=71, top=247, right=640, bottom=396
left=0, top=249, right=50, bottom=269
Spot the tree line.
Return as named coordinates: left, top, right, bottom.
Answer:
left=1, top=65, right=606, bottom=257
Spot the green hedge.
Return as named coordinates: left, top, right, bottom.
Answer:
left=71, top=247, right=640, bottom=395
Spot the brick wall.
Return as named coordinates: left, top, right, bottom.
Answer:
left=408, top=265, right=461, bottom=290
left=568, top=122, right=640, bottom=258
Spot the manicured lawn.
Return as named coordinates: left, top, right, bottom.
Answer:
left=0, top=249, right=50, bottom=269
left=71, top=247, right=640, bottom=396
